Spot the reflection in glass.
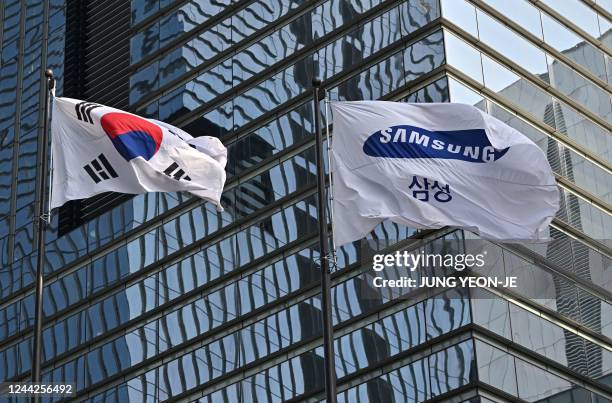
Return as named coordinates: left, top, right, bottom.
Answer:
left=482, top=0, right=542, bottom=37
left=541, top=14, right=607, bottom=82
left=430, top=340, right=475, bottom=397
left=441, top=0, right=478, bottom=37
left=540, top=0, right=603, bottom=38
left=475, top=340, right=517, bottom=396
left=444, top=31, right=482, bottom=84
left=477, top=10, right=548, bottom=79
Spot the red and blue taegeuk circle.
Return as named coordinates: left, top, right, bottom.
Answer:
left=101, top=112, right=163, bottom=161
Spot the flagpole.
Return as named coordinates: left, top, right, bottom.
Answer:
left=312, top=78, right=337, bottom=403
left=32, top=69, right=54, bottom=391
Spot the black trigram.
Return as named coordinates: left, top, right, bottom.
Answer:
left=163, top=162, right=191, bottom=181
left=75, top=101, right=102, bottom=124
left=84, top=154, right=118, bottom=183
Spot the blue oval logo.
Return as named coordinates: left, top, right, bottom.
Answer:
left=363, top=125, right=509, bottom=163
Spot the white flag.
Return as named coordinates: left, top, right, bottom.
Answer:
left=50, top=97, right=227, bottom=210
left=331, top=101, right=559, bottom=246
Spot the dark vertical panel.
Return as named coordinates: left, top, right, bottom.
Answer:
left=82, top=0, right=130, bottom=109
left=59, top=0, right=131, bottom=236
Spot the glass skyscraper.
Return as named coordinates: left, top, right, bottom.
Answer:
left=0, top=0, right=610, bottom=402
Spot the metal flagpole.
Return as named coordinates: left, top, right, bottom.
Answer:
left=312, top=78, right=337, bottom=403
left=32, top=69, right=55, bottom=391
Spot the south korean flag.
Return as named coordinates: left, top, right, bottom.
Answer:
left=50, top=97, right=227, bottom=210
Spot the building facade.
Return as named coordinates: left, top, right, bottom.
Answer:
left=0, top=0, right=611, bottom=402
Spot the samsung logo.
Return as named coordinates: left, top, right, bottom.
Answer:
left=363, top=125, right=509, bottom=163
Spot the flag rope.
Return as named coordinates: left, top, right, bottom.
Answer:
left=44, top=87, right=56, bottom=224
left=324, top=97, right=337, bottom=267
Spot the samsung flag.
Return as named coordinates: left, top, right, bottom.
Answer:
left=331, top=101, right=559, bottom=246
left=50, top=97, right=227, bottom=210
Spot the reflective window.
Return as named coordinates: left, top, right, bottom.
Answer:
left=130, top=0, right=233, bottom=65
left=470, top=289, right=511, bottom=339
left=399, top=0, right=438, bottom=35
left=233, top=15, right=309, bottom=85
left=24, top=2, right=44, bottom=55
left=159, top=60, right=232, bottom=121
left=159, top=0, right=231, bottom=48
left=515, top=353, right=593, bottom=401
left=13, top=225, right=34, bottom=261
left=539, top=0, right=604, bottom=39
left=231, top=55, right=315, bottom=129
left=231, top=1, right=302, bottom=43
left=475, top=340, right=517, bottom=396
left=129, top=62, right=158, bottom=105
left=473, top=288, right=612, bottom=385
left=425, top=288, right=471, bottom=339
left=31, top=283, right=462, bottom=392
left=474, top=339, right=610, bottom=401
left=441, top=0, right=478, bottom=37
left=131, top=0, right=160, bottom=26
left=2, top=1, right=21, bottom=45
left=482, top=0, right=542, bottom=37
left=43, top=267, right=87, bottom=315
left=337, top=340, right=475, bottom=403
left=547, top=55, right=612, bottom=124
left=477, top=10, right=549, bottom=79
left=144, top=1, right=440, bottom=122
left=6, top=227, right=609, bottom=384
left=481, top=0, right=609, bottom=84
left=446, top=51, right=612, bottom=166
left=15, top=169, right=36, bottom=217
left=3, top=226, right=319, bottom=379
left=0, top=302, right=18, bottom=345
left=335, top=300, right=426, bottom=378
left=556, top=186, right=612, bottom=240
left=0, top=257, right=23, bottom=299
left=443, top=1, right=612, bottom=124
left=541, top=14, right=607, bottom=82
left=160, top=21, right=231, bottom=88
left=444, top=31, right=482, bottom=83
left=225, top=101, right=312, bottom=175
left=429, top=340, right=475, bottom=396
left=402, top=76, right=450, bottom=103
left=130, top=23, right=159, bottom=64
left=45, top=223, right=88, bottom=273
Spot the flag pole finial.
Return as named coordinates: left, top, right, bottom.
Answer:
left=45, top=69, right=55, bottom=91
